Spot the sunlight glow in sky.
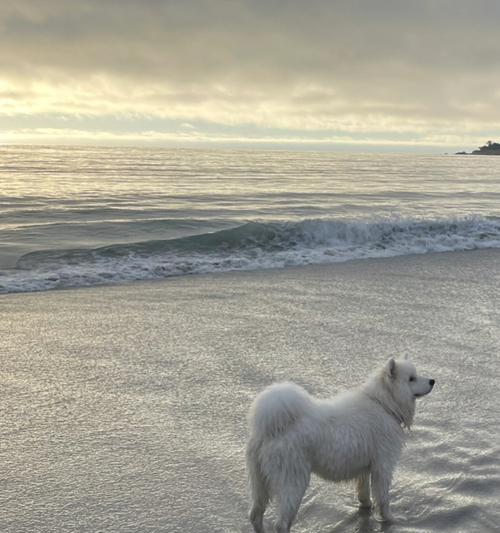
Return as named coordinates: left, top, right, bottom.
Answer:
left=1, top=1, right=500, bottom=152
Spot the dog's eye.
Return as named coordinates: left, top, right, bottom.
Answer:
left=409, top=376, right=415, bottom=382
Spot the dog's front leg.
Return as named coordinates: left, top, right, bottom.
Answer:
left=356, top=473, right=372, bottom=508
left=370, top=468, right=394, bottom=522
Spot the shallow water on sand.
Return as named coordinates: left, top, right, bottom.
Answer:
left=1, top=250, right=499, bottom=532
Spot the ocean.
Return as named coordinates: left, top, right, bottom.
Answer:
left=1, top=144, right=500, bottom=293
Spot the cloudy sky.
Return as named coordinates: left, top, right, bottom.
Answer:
left=1, top=0, right=500, bottom=151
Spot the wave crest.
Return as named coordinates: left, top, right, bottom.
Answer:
left=3, top=215, right=500, bottom=293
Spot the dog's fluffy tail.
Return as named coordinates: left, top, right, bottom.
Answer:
left=248, top=382, right=314, bottom=441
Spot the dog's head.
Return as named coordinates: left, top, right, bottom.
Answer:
left=385, top=357, right=435, bottom=399
left=371, top=357, right=435, bottom=428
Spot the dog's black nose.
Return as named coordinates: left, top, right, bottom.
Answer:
left=429, top=379, right=435, bottom=386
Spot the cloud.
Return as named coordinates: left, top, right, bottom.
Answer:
left=1, top=1, right=500, bottom=148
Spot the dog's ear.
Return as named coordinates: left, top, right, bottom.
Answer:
left=385, top=358, right=397, bottom=380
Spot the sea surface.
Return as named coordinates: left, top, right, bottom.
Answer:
left=1, top=145, right=500, bottom=293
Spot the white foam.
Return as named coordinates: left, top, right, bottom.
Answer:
left=2, top=215, right=500, bottom=293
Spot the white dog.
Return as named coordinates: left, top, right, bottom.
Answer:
left=246, top=358, right=434, bottom=532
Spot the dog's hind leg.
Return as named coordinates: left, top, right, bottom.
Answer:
left=247, top=441, right=269, bottom=533
left=248, top=472, right=268, bottom=533
left=273, top=467, right=310, bottom=533
left=356, top=472, right=372, bottom=508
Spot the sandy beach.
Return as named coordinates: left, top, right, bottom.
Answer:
left=1, top=249, right=499, bottom=533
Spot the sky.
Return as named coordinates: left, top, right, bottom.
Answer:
left=1, top=0, right=500, bottom=152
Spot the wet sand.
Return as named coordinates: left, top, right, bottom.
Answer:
left=1, top=249, right=499, bottom=532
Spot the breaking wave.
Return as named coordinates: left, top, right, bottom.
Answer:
left=2, top=215, right=500, bottom=293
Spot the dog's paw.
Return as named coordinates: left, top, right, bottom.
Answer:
left=379, top=512, right=394, bottom=523
left=377, top=504, right=394, bottom=523
left=357, top=504, right=372, bottom=519
left=358, top=499, right=372, bottom=510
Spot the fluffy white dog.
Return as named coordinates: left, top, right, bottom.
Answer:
left=246, top=358, right=435, bottom=532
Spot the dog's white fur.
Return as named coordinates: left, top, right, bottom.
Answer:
left=246, top=358, right=434, bottom=532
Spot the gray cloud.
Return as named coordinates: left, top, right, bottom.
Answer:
left=1, top=0, right=500, bottom=145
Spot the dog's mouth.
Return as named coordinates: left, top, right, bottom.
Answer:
left=414, top=379, right=435, bottom=398
left=414, top=387, right=434, bottom=398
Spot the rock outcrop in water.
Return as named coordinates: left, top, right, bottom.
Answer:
left=472, top=141, right=500, bottom=155
left=456, top=140, right=500, bottom=155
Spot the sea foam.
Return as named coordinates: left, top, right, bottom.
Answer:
left=2, top=215, right=500, bottom=293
